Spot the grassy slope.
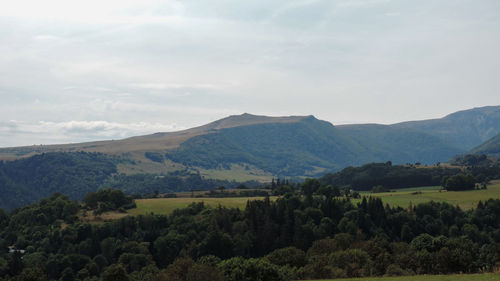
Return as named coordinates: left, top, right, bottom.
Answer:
left=304, top=273, right=500, bottom=281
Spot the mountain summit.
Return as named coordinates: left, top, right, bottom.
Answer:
left=1, top=106, right=499, bottom=179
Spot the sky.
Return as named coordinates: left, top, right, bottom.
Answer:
left=0, top=0, right=499, bottom=147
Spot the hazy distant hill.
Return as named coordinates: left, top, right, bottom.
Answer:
left=469, top=132, right=500, bottom=158
left=0, top=106, right=499, bottom=179
left=336, top=124, right=461, bottom=164
left=392, top=106, right=500, bottom=151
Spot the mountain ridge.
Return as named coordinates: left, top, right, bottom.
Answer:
left=391, top=105, right=500, bottom=150
left=0, top=106, right=499, bottom=179
left=0, top=113, right=312, bottom=156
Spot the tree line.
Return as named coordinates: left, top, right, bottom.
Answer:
left=320, top=158, right=500, bottom=191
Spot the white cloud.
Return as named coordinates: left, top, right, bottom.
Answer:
left=40, top=120, right=179, bottom=135
left=0, top=0, right=186, bottom=24
left=0, top=120, right=183, bottom=147
left=336, top=0, right=391, bottom=8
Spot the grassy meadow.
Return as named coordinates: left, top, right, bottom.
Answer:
left=355, top=180, right=500, bottom=210
left=127, top=196, right=278, bottom=216
left=303, top=273, right=500, bottom=281
left=126, top=180, right=500, bottom=216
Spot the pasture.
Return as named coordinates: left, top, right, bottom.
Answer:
left=304, top=273, right=500, bottom=281
left=126, top=180, right=500, bottom=216
left=127, top=196, right=278, bottom=216
left=355, top=180, right=500, bottom=210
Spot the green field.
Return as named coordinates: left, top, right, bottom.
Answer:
left=127, top=181, right=500, bottom=216
left=127, top=197, right=277, bottom=215
left=304, top=273, right=500, bottom=281
left=354, top=180, right=500, bottom=210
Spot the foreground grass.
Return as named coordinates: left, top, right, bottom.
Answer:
left=304, top=273, right=500, bottom=281
left=128, top=197, right=278, bottom=215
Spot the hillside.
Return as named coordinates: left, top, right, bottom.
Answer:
left=0, top=152, right=117, bottom=210
left=319, top=162, right=462, bottom=190
left=338, top=106, right=500, bottom=153
left=470, top=132, right=500, bottom=158
left=0, top=106, right=499, bottom=180
left=0, top=152, right=254, bottom=210
left=166, top=116, right=464, bottom=177
left=166, top=116, right=362, bottom=176
left=392, top=105, right=500, bottom=151
left=336, top=124, right=461, bottom=164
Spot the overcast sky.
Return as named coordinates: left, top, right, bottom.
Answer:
left=1, top=0, right=499, bottom=147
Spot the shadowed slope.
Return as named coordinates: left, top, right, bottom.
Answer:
left=470, top=132, right=500, bottom=158
left=393, top=105, right=500, bottom=150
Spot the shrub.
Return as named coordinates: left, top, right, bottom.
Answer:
left=266, top=247, right=306, bottom=267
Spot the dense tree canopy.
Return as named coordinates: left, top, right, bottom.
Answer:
left=320, top=162, right=462, bottom=190
left=1, top=188, right=499, bottom=281
left=0, top=153, right=260, bottom=210
left=105, top=172, right=259, bottom=196
left=443, top=174, right=476, bottom=191
left=0, top=152, right=117, bottom=210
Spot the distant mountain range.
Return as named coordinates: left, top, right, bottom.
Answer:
left=1, top=105, right=499, bottom=180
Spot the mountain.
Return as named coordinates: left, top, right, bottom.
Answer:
left=469, top=132, right=500, bottom=158
left=165, top=116, right=464, bottom=176
left=392, top=106, right=500, bottom=151
left=166, top=116, right=364, bottom=176
left=1, top=106, right=499, bottom=180
left=336, top=124, right=461, bottom=164
left=338, top=106, right=500, bottom=152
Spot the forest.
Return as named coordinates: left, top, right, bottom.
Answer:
left=0, top=153, right=499, bottom=280
left=319, top=159, right=500, bottom=190
left=0, top=152, right=258, bottom=210
left=0, top=184, right=499, bottom=281
left=2, top=152, right=500, bottom=210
